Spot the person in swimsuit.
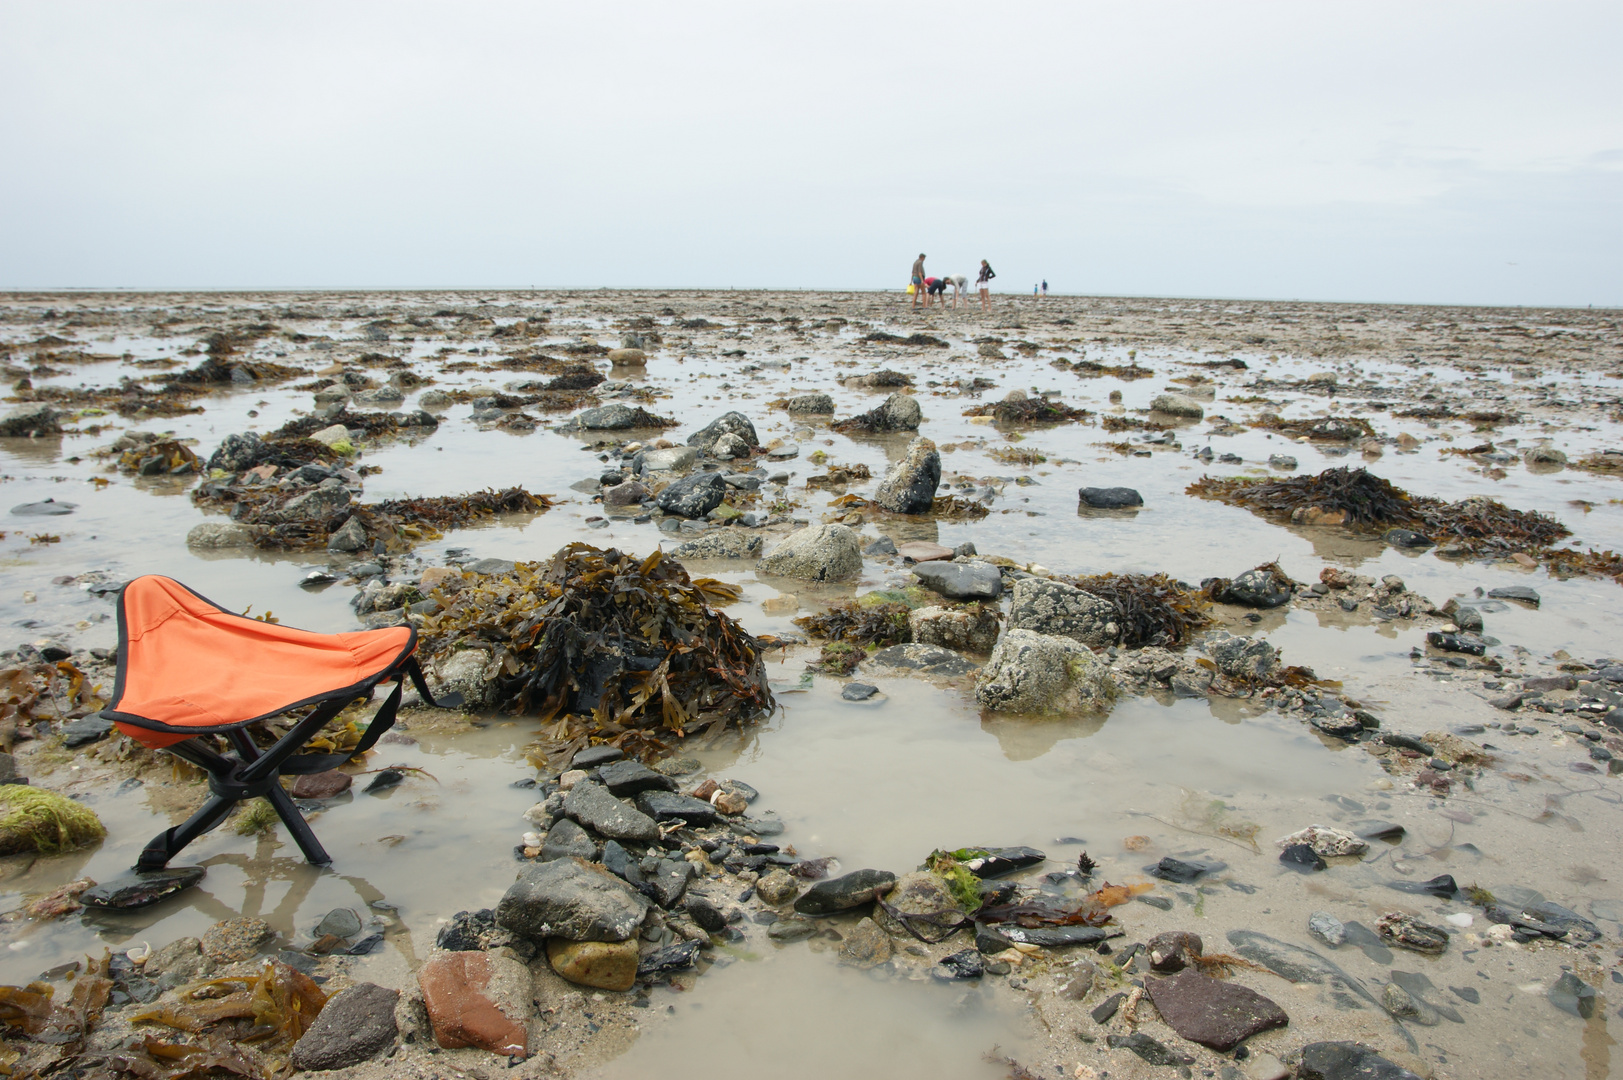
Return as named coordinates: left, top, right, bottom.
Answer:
left=911, top=254, right=927, bottom=308
left=976, top=260, right=995, bottom=312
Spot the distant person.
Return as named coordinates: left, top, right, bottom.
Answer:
left=926, top=275, right=951, bottom=305
left=976, top=260, right=995, bottom=312
left=1041, top=279, right=1048, bottom=297
left=911, top=253, right=927, bottom=308
left=946, top=274, right=968, bottom=308
left=1033, top=284, right=1038, bottom=296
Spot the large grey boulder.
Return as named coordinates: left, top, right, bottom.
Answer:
left=573, top=404, right=645, bottom=430
left=1150, top=394, right=1204, bottom=419
left=873, top=393, right=922, bottom=430
left=1006, top=578, right=1119, bottom=647
left=1212, top=566, right=1292, bottom=608
left=785, top=393, right=835, bottom=414
left=836, top=393, right=922, bottom=432
left=186, top=522, right=260, bottom=549
left=289, top=982, right=399, bottom=1071
left=280, top=479, right=352, bottom=520
left=1203, top=632, right=1281, bottom=680
left=207, top=432, right=265, bottom=473
left=495, top=856, right=650, bottom=942
left=641, top=446, right=698, bottom=472
left=975, top=629, right=1116, bottom=714
left=912, top=559, right=1002, bottom=601
left=562, top=781, right=661, bottom=844
left=687, top=411, right=759, bottom=451
left=327, top=515, right=369, bottom=552
left=872, top=437, right=940, bottom=514
left=655, top=472, right=727, bottom=519
left=0, top=405, right=61, bottom=437
left=539, top=818, right=598, bottom=862
left=758, top=524, right=862, bottom=582
left=1078, top=486, right=1143, bottom=509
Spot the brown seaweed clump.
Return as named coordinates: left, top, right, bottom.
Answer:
left=272, top=407, right=402, bottom=441
left=860, top=331, right=948, bottom=348
left=117, top=439, right=199, bottom=476
left=1252, top=413, right=1375, bottom=441
left=1190, top=466, right=1623, bottom=581
left=15, top=382, right=206, bottom=419
left=1067, top=359, right=1154, bottom=380
left=988, top=446, right=1046, bottom=466
left=805, top=463, right=872, bottom=490
left=1100, top=415, right=1170, bottom=433
left=0, top=661, right=104, bottom=751
left=794, top=599, right=912, bottom=648
left=963, top=398, right=1093, bottom=424
left=418, top=544, right=774, bottom=764
left=196, top=485, right=552, bottom=551
left=1054, top=572, right=1211, bottom=648
left=1188, top=466, right=1413, bottom=526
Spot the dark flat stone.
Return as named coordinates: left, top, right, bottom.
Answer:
left=931, top=949, right=984, bottom=980
left=793, top=869, right=897, bottom=915
left=957, top=846, right=1046, bottom=878
left=1078, top=486, right=1143, bottom=509
left=60, top=715, right=113, bottom=748
left=1281, top=843, right=1327, bottom=872
left=1298, top=1042, right=1423, bottom=1080
left=638, top=940, right=701, bottom=977
left=595, top=759, right=678, bottom=797
left=572, top=745, right=625, bottom=769
left=80, top=867, right=205, bottom=910
left=1145, top=856, right=1226, bottom=883
left=1105, top=1032, right=1193, bottom=1066
left=1090, top=992, right=1125, bottom=1023
left=1386, top=874, right=1457, bottom=899
left=635, top=790, right=720, bottom=826
left=1145, top=968, right=1289, bottom=1050
left=841, top=682, right=880, bottom=701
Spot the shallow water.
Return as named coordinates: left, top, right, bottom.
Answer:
left=0, top=291, right=1619, bottom=1077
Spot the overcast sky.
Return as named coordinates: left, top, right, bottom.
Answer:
left=2, top=2, right=1618, bottom=305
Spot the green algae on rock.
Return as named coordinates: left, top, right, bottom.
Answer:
left=0, top=786, right=106, bottom=855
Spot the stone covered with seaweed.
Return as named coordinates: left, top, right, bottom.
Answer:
left=417, top=544, right=774, bottom=764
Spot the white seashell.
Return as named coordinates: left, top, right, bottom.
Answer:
left=522, top=832, right=542, bottom=848
left=126, top=942, right=151, bottom=964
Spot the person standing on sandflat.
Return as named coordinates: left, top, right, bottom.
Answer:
left=911, top=253, right=927, bottom=308
left=976, top=260, right=996, bottom=312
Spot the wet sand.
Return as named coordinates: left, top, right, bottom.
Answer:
left=0, top=290, right=1619, bottom=1079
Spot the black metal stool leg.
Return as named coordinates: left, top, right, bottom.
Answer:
left=263, top=783, right=332, bottom=866
left=136, top=794, right=237, bottom=871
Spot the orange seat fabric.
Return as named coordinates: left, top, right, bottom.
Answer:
left=106, top=576, right=415, bottom=748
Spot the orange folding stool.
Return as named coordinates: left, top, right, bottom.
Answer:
left=102, top=575, right=458, bottom=871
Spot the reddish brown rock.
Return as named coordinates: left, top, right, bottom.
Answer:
left=418, top=950, right=531, bottom=1058
left=290, top=770, right=353, bottom=799
left=1144, top=969, right=1288, bottom=1051
left=896, top=541, right=953, bottom=563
